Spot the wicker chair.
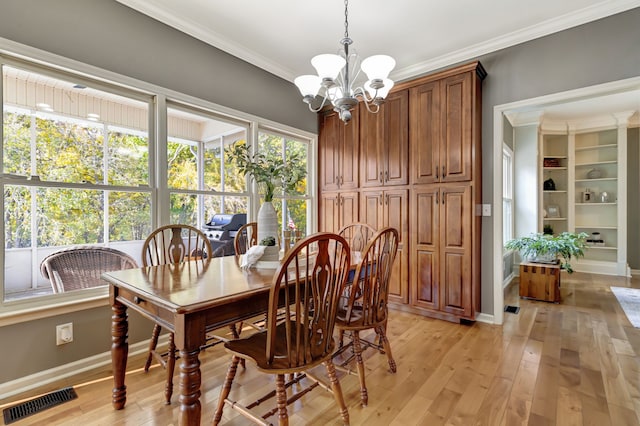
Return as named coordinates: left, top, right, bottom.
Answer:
left=333, top=227, right=399, bottom=407
left=213, top=232, right=352, bottom=426
left=40, top=246, right=138, bottom=293
left=141, top=224, right=243, bottom=404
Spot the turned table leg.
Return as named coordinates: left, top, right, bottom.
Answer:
left=111, top=301, right=128, bottom=409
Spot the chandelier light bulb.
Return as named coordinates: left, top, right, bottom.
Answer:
left=311, top=54, right=346, bottom=82
left=294, top=75, right=322, bottom=98
left=365, top=78, right=394, bottom=100
left=361, top=55, right=396, bottom=81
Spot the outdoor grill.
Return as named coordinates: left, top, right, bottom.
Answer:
left=202, top=213, right=246, bottom=256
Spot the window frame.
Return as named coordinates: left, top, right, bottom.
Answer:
left=0, top=48, right=317, bottom=321
left=502, top=144, right=514, bottom=253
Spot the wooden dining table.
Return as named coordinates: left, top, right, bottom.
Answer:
left=103, top=256, right=279, bottom=425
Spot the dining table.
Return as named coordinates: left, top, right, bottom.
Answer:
left=103, top=256, right=279, bottom=426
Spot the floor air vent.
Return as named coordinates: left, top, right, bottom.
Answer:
left=504, top=305, right=520, bottom=314
left=3, top=387, right=77, bottom=424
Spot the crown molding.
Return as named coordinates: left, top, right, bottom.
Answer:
left=117, top=0, right=640, bottom=83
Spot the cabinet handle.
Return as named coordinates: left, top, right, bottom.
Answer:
left=442, top=191, right=445, bottom=204
left=379, top=195, right=383, bottom=206
left=442, top=165, right=446, bottom=179
left=385, top=194, right=389, bottom=205
left=336, top=175, right=340, bottom=187
left=134, top=296, right=143, bottom=304
left=379, top=171, right=383, bottom=183
left=435, top=192, right=439, bottom=204
left=435, top=165, right=439, bottom=180
left=340, top=176, right=344, bottom=185
left=385, top=170, right=389, bottom=182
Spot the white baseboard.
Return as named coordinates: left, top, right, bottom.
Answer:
left=0, top=336, right=168, bottom=402
left=475, top=312, right=495, bottom=324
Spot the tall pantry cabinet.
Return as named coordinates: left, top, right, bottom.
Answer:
left=318, top=61, right=485, bottom=323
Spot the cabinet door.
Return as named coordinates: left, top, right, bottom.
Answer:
left=440, top=72, right=473, bottom=183
left=319, top=192, right=340, bottom=233
left=359, top=102, right=385, bottom=188
left=439, top=185, right=472, bottom=317
left=384, top=90, right=409, bottom=186
left=339, top=191, right=360, bottom=230
left=410, top=81, right=440, bottom=184
left=319, top=111, right=340, bottom=191
left=384, top=189, right=409, bottom=304
left=360, top=190, right=383, bottom=230
left=340, top=107, right=360, bottom=190
left=410, top=186, right=439, bottom=310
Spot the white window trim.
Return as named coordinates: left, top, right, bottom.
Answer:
left=502, top=143, right=514, bottom=256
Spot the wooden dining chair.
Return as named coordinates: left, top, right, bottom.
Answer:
left=338, top=222, right=377, bottom=252
left=334, top=227, right=399, bottom=407
left=234, top=221, right=258, bottom=257
left=142, top=224, right=242, bottom=404
left=213, top=232, right=352, bottom=426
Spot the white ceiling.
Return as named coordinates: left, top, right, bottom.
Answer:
left=116, top=0, right=640, bottom=121
left=116, top=0, right=640, bottom=83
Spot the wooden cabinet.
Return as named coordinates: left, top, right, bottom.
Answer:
left=317, top=61, right=484, bottom=324
left=410, top=72, right=475, bottom=184
left=411, top=185, right=475, bottom=319
left=319, top=108, right=359, bottom=191
left=519, top=262, right=561, bottom=303
left=360, top=189, right=409, bottom=304
left=319, top=191, right=359, bottom=234
left=360, top=90, right=409, bottom=188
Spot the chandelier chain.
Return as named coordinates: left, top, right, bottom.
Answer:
left=344, top=0, right=349, bottom=39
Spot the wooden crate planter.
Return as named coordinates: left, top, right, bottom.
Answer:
left=519, top=261, right=561, bottom=303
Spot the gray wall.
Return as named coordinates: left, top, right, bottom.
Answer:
left=0, top=1, right=639, bottom=384
left=513, top=125, right=539, bottom=241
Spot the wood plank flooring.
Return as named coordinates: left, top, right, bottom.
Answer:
left=1, top=271, right=639, bottom=425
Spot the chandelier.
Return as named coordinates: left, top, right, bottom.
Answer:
left=293, top=0, right=395, bottom=124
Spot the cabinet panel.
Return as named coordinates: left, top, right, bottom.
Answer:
left=319, top=109, right=359, bottom=191
left=410, top=81, right=440, bottom=184
left=359, top=103, right=385, bottom=188
left=319, top=191, right=359, bottom=234
left=360, top=91, right=408, bottom=187
left=339, top=191, right=359, bottom=229
left=411, top=184, right=472, bottom=317
left=319, top=192, right=339, bottom=233
left=440, top=72, right=472, bottom=183
left=385, top=90, right=409, bottom=186
left=319, top=112, right=340, bottom=191
left=361, top=189, right=408, bottom=304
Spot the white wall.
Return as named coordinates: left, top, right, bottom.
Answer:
left=514, top=125, right=539, bottom=239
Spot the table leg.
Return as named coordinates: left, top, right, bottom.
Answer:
left=178, top=346, right=201, bottom=425
left=111, top=301, right=128, bottom=409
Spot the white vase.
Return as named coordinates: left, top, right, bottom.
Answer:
left=257, top=201, right=279, bottom=247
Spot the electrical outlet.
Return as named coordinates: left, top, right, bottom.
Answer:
left=56, top=323, right=73, bottom=345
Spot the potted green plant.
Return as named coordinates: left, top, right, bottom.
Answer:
left=226, top=142, right=307, bottom=248
left=505, top=231, right=589, bottom=273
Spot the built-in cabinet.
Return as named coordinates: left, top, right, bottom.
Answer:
left=538, top=113, right=633, bottom=276
left=318, top=61, right=485, bottom=323
left=319, top=107, right=360, bottom=192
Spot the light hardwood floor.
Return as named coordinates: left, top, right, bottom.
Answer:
left=2, top=271, right=639, bottom=425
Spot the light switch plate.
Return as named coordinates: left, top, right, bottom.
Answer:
left=482, top=204, right=492, bottom=216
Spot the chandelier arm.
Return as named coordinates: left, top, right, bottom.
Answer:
left=306, top=94, right=330, bottom=113
left=359, top=97, right=381, bottom=114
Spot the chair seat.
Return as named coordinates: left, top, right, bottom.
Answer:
left=224, top=320, right=336, bottom=374
left=335, top=308, right=386, bottom=331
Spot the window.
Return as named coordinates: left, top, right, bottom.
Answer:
left=2, top=63, right=152, bottom=302
left=166, top=103, right=249, bottom=229
left=1, top=56, right=316, bottom=311
left=503, top=145, right=514, bottom=248
left=257, top=129, right=310, bottom=238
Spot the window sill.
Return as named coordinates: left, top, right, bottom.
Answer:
left=0, top=291, right=109, bottom=327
